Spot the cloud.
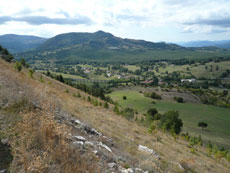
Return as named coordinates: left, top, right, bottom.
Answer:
left=116, top=14, right=148, bottom=22
left=1, top=0, right=230, bottom=41
left=0, top=16, right=12, bottom=24
left=185, top=18, right=230, bottom=28
left=15, top=8, right=45, bottom=15
left=0, top=15, right=93, bottom=25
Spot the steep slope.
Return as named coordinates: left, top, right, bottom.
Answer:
left=0, top=58, right=229, bottom=172
left=0, top=34, right=47, bottom=53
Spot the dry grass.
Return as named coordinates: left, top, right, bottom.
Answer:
left=7, top=103, right=99, bottom=173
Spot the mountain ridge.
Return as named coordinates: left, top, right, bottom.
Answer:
left=178, top=40, right=230, bottom=49
left=0, top=34, right=47, bottom=53
left=18, top=30, right=230, bottom=64
left=37, top=30, right=183, bottom=51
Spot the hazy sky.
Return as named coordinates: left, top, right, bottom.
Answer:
left=0, top=0, right=230, bottom=42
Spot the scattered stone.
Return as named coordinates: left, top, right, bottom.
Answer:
left=120, top=168, right=134, bottom=173
left=74, top=119, right=84, bottom=126
left=138, top=145, right=160, bottom=160
left=74, top=136, right=86, bottom=141
left=84, top=126, right=102, bottom=136
left=73, top=141, right=84, bottom=146
left=91, top=128, right=102, bottom=136
left=108, top=162, right=117, bottom=169
left=135, top=168, right=143, bottom=172
left=93, top=150, right=98, bottom=155
left=178, top=163, right=185, bottom=171
left=98, top=142, right=112, bottom=152
left=85, top=141, right=94, bottom=146
left=0, top=169, right=6, bottom=173
left=1, top=138, right=8, bottom=145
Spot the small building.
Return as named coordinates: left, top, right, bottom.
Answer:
left=181, top=78, right=196, bottom=83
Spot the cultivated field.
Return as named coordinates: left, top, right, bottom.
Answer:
left=153, top=61, right=230, bottom=79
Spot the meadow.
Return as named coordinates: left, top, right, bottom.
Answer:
left=108, top=89, right=230, bottom=149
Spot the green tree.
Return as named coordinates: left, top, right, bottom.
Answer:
left=159, top=111, right=183, bottom=134
left=198, top=122, right=208, bottom=130
left=1, top=47, right=14, bottom=62
left=146, top=108, right=158, bottom=121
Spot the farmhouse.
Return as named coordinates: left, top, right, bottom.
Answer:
left=181, top=78, right=196, bottom=83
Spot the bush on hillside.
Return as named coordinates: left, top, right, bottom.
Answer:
left=146, top=108, right=158, bottom=123
left=15, top=61, right=22, bottom=72
left=174, top=96, right=184, bottom=103
left=121, top=107, right=134, bottom=120
left=150, top=92, right=162, bottom=99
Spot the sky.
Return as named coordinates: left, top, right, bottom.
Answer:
left=0, top=0, right=230, bottom=42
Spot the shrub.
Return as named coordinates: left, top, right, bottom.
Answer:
left=174, top=96, right=184, bottom=103
left=65, top=89, right=69, bottom=93
left=113, top=104, right=120, bottom=115
left=148, top=122, right=156, bottom=133
left=14, top=61, right=22, bottom=72
left=28, top=69, right=34, bottom=78
left=150, top=92, right=161, bottom=99
left=121, top=107, right=134, bottom=120
left=39, top=75, right=44, bottom=83
left=151, top=101, right=156, bottom=104
left=93, top=99, right=99, bottom=106
left=226, top=151, right=230, bottom=161
left=1, top=47, right=14, bottom=62
left=104, top=102, right=109, bottom=108
left=154, top=113, right=161, bottom=120
left=20, top=58, right=26, bottom=67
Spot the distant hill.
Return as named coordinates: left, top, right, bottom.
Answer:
left=0, top=34, right=47, bottom=53
left=37, top=30, right=182, bottom=51
left=18, top=31, right=230, bottom=63
left=178, top=40, right=230, bottom=49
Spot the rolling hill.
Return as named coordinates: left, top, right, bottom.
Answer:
left=18, top=31, right=230, bottom=64
left=0, top=34, right=47, bottom=53
left=178, top=40, right=230, bottom=49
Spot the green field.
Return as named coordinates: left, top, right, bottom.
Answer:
left=153, top=61, right=230, bottom=79
left=123, top=65, right=140, bottom=72
left=108, top=89, right=230, bottom=149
